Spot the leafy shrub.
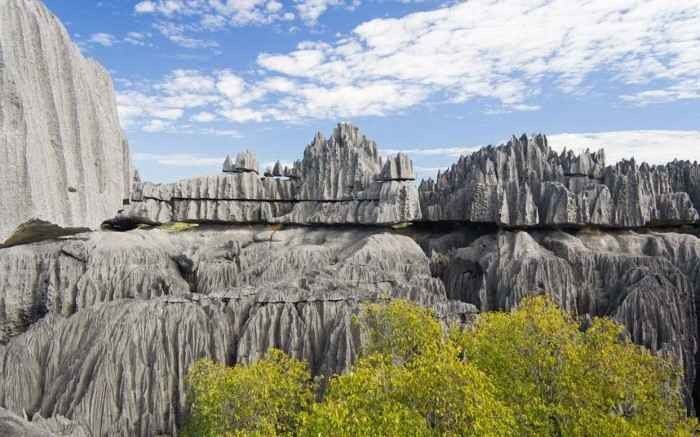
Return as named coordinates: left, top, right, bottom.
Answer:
left=183, top=297, right=697, bottom=436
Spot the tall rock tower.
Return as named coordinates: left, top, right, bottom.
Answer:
left=0, top=0, right=132, bottom=240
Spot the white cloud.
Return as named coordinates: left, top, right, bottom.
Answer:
left=89, top=33, right=117, bottom=46
left=135, top=152, right=224, bottom=167
left=220, top=107, right=266, bottom=123
left=192, top=111, right=217, bottom=122
left=295, top=0, right=347, bottom=24
left=381, top=146, right=480, bottom=158
left=118, top=1, right=700, bottom=131
left=135, top=0, right=298, bottom=27
left=143, top=119, right=172, bottom=132
left=160, top=69, right=217, bottom=94
left=548, top=131, right=700, bottom=165
left=258, top=0, right=700, bottom=109
left=154, top=21, right=219, bottom=48
left=124, top=32, right=153, bottom=46
left=134, top=1, right=157, bottom=14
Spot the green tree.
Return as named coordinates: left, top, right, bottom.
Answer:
left=182, top=297, right=697, bottom=437
left=454, top=296, right=697, bottom=437
left=299, top=300, right=516, bottom=436
left=182, top=349, right=313, bottom=437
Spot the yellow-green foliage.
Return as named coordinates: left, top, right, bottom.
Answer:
left=454, top=296, right=697, bottom=437
left=181, top=349, right=313, bottom=437
left=299, top=302, right=515, bottom=436
left=183, top=297, right=697, bottom=436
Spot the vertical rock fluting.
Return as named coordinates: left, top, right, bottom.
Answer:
left=0, top=227, right=475, bottom=436
left=418, top=134, right=700, bottom=227
left=0, top=0, right=131, bottom=242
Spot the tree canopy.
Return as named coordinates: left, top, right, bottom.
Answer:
left=182, top=297, right=697, bottom=436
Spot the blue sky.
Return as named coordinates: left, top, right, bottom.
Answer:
left=45, top=0, right=700, bottom=182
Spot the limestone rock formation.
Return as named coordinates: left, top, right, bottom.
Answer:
left=119, top=123, right=422, bottom=225
left=223, top=150, right=259, bottom=174
left=380, top=153, right=415, bottom=181
left=419, top=134, right=700, bottom=227
left=0, top=226, right=475, bottom=436
left=0, top=0, right=132, bottom=242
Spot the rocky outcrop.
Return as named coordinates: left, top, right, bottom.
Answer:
left=119, top=123, right=421, bottom=226
left=0, top=0, right=132, bottom=242
left=0, top=226, right=474, bottom=436
left=418, top=134, right=700, bottom=227
left=120, top=130, right=700, bottom=230
left=3, top=225, right=700, bottom=435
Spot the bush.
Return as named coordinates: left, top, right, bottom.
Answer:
left=183, top=297, right=697, bottom=436
left=182, top=349, right=313, bottom=437
left=454, top=297, right=696, bottom=436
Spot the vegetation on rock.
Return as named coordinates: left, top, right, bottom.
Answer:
left=183, top=297, right=697, bottom=436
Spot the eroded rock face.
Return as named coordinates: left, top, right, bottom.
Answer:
left=120, top=123, right=422, bottom=226
left=3, top=223, right=700, bottom=434
left=0, top=226, right=474, bottom=436
left=418, top=134, right=700, bottom=227
left=0, top=0, right=132, bottom=242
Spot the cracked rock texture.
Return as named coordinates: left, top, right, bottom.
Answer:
left=120, top=123, right=422, bottom=226
left=0, top=0, right=132, bottom=242
left=419, top=134, right=700, bottom=227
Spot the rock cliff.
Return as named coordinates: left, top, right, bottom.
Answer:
left=0, top=0, right=132, bottom=242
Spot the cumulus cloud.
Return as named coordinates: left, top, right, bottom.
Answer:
left=191, top=111, right=217, bottom=122
left=154, top=21, right=219, bottom=48
left=88, top=33, right=117, bottom=46
left=119, top=0, right=700, bottom=132
left=134, top=0, right=298, bottom=27
left=257, top=0, right=700, bottom=111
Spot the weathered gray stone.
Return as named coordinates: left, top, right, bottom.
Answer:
left=419, top=134, right=700, bottom=227
left=0, top=226, right=475, bottom=436
left=0, top=0, right=132, bottom=242
left=380, top=153, right=415, bottom=181
left=223, top=150, right=259, bottom=174
left=119, top=123, right=422, bottom=225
